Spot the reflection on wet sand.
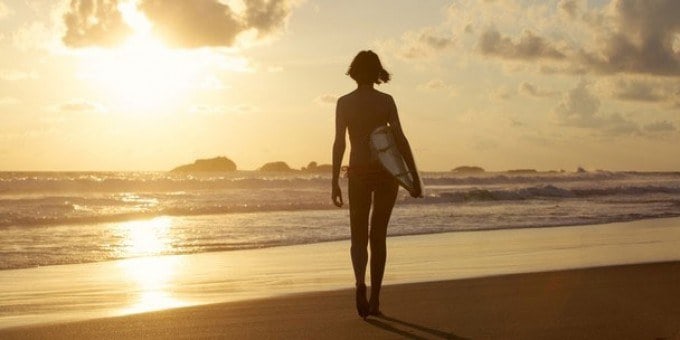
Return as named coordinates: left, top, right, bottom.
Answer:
left=118, top=256, right=186, bottom=314
left=116, top=217, right=186, bottom=314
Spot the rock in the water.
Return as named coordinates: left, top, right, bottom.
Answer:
left=259, top=161, right=295, bottom=172
left=302, top=161, right=332, bottom=173
left=451, top=166, right=485, bottom=173
left=171, top=157, right=237, bottom=173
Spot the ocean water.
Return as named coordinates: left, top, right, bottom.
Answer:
left=1, top=171, right=679, bottom=270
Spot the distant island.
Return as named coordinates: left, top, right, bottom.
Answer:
left=259, top=161, right=295, bottom=172
left=451, top=166, right=485, bottom=173
left=258, top=161, right=333, bottom=172
left=171, top=156, right=237, bottom=173
left=171, top=158, right=334, bottom=173
left=301, top=161, right=332, bottom=173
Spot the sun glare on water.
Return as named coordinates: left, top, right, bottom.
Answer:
left=120, top=216, right=171, bottom=256
left=116, top=217, right=186, bottom=314
left=77, top=2, right=202, bottom=113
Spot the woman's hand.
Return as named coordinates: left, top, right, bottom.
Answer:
left=409, top=180, right=423, bottom=198
left=332, top=184, right=344, bottom=207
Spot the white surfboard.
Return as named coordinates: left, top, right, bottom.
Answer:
left=369, top=125, right=423, bottom=196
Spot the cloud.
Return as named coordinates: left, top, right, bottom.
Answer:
left=554, top=81, right=640, bottom=135
left=489, top=85, right=515, bottom=101
left=393, top=27, right=456, bottom=59
left=0, top=69, right=38, bottom=81
left=418, top=79, right=457, bottom=95
left=58, top=100, right=106, bottom=113
left=518, top=82, right=558, bottom=97
left=597, top=78, right=680, bottom=107
left=558, top=0, right=581, bottom=19
left=554, top=81, right=600, bottom=127
left=608, top=79, right=665, bottom=102
left=62, top=0, right=298, bottom=48
left=315, top=94, right=337, bottom=105
left=644, top=120, right=677, bottom=133
left=63, top=0, right=133, bottom=47
left=420, top=79, right=447, bottom=90
left=538, top=65, right=587, bottom=75
left=244, top=0, right=294, bottom=36
left=577, top=0, right=680, bottom=76
left=459, top=1, right=679, bottom=78
left=138, top=0, right=243, bottom=48
left=478, top=28, right=566, bottom=60
left=602, top=112, right=641, bottom=135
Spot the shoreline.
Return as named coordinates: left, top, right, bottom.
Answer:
left=1, top=216, right=679, bottom=331
left=2, top=261, right=679, bottom=339
left=3, top=214, right=679, bottom=271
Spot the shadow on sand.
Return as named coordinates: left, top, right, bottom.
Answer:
left=366, top=314, right=469, bottom=340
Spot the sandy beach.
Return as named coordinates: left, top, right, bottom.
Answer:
left=3, top=0, right=680, bottom=338
left=1, top=217, right=680, bottom=338
left=2, top=261, right=679, bottom=339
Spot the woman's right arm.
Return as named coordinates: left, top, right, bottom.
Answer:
left=331, top=99, right=347, bottom=207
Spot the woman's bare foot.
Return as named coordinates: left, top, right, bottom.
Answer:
left=368, top=296, right=381, bottom=316
left=356, top=283, right=369, bottom=318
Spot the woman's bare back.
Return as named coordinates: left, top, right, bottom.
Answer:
left=336, top=86, right=397, bottom=168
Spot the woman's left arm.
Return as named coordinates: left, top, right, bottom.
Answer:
left=387, top=96, right=422, bottom=198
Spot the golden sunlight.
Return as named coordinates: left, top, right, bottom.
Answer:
left=120, top=216, right=171, bottom=257
left=118, top=256, right=186, bottom=314
left=77, top=2, right=202, bottom=113
left=116, top=216, right=185, bottom=314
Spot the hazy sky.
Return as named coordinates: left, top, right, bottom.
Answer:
left=0, top=0, right=678, bottom=171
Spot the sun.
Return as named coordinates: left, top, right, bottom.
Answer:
left=76, top=2, right=203, bottom=113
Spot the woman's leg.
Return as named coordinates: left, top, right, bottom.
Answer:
left=348, top=176, right=372, bottom=317
left=368, top=179, right=399, bottom=313
left=348, top=176, right=372, bottom=285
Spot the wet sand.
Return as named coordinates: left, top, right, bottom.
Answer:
left=1, top=217, right=680, bottom=338
left=2, top=261, right=680, bottom=339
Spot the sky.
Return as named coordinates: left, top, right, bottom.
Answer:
left=0, top=0, right=678, bottom=171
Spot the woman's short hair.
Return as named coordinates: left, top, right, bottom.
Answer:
left=346, top=50, right=391, bottom=85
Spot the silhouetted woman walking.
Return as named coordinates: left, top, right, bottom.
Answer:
left=332, top=50, right=421, bottom=318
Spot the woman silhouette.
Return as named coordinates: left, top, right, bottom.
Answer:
left=332, top=50, right=422, bottom=318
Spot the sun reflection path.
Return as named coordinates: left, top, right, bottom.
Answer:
left=121, top=216, right=171, bottom=257
left=116, top=217, right=187, bottom=314
left=118, top=256, right=186, bottom=314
